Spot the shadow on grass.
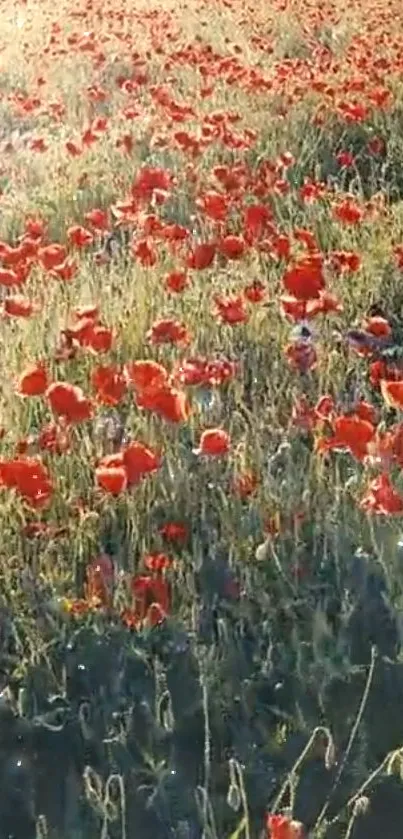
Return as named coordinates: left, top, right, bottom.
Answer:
left=1, top=523, right=403, bottom=839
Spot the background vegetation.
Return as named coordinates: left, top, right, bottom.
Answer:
left=1, top=0, right=403, bottom=836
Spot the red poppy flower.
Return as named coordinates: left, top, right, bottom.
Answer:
left=0, top=268, right=25, bottom=288
left=213, top=163, right=245, bottom=191
left=330, top=250, right=361, bottom=274
left=332, top=198, right=363, bottom=225
left=136, top=383, right=191, bottom=423
left=172, top=357, right=209, bottom=387
left=147, top=318, right=191, bottom=346
left=381, top=380, right=403, bottom=410
left=46, top=382, right=93, bottom=423
left=280, top=296, right=307, bottom=322
left=123, top=441, right=161, bottom=485
left=363, top=316, right=391, bottom=338
left=173, top=356, right=237, bottom=388
left=159, top=521, right=188, bottom=543
left=187, top=242, right=216, bottom=270
left=38, top=243, right=67, bottom=271
left=305, top=291, right=343, bottom=318
left=0, top=456, right=53, bottom=507
left=267, top=814, right=304, bottom=839
left=91, top=325, right=114, bottom=353
left=17, top=362, right=49, bottom=396
left=161, top=223, right=189, bottom=244
left=164, top=271, right=190, bottom=293
left=3, top=295, right=39, bottom=318
left=67, top=319, right=113, bottom=353
left=370, top=360, right=401, bottom=388
left=96, top=464, right=128, bottom=494
left=316, top=414, right=375, bottom=461
left=50, top=258, right=78, bottom=282
left=67, top=225, right=94, bottom=248
left=315, top=395, right=335, bottom=421
left=361, top=473, right=403, bottom=515
left=25, top=217, right=45, bottom=240
left=195, top=428, right=231, bottom=456
left=214, top=294, right=248, bottom=324
left=20, top=238, right=39, bottom=262
left=371, top=422, right=403, bottom=470
left=268, top=234, right=291, bottom=261
left=132, top=165, right=173, bottom=201
left=217, top=234, right=246, bottom=260
left=92, top=365, right=126, bottom=406
left=243, top=203, right=272, bottom=240
left=243, top=280, right=267, bottom=303
left=143, top=552, right=172, bottom=572
left=292, top=395, right=334, bottom=432
left=84, top=208, right=109, bottom=230
left=0, top=242, right=26, bottom=267
left=124, top=359, right=169, bottom=391
left=130, top=574, right=170, bottom=624
left=131, top=237, right=158, bottom=266
left=336, top=150, right=354, bottom=168
left=282, top=255, right=325, bottom=300
left=196, top=191, right=229, bottom=222
left=63, top=317, right=94, bottom=346
left=97, top=451, right=123, bottom=468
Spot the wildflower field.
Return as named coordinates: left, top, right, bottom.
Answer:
left=3, top=0, right=403, bottom=836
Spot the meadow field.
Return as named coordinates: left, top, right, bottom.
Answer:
left=2, top=0, right=403, bottom=836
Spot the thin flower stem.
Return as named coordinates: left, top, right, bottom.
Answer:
left=315, top=645, right=377, bottom=831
